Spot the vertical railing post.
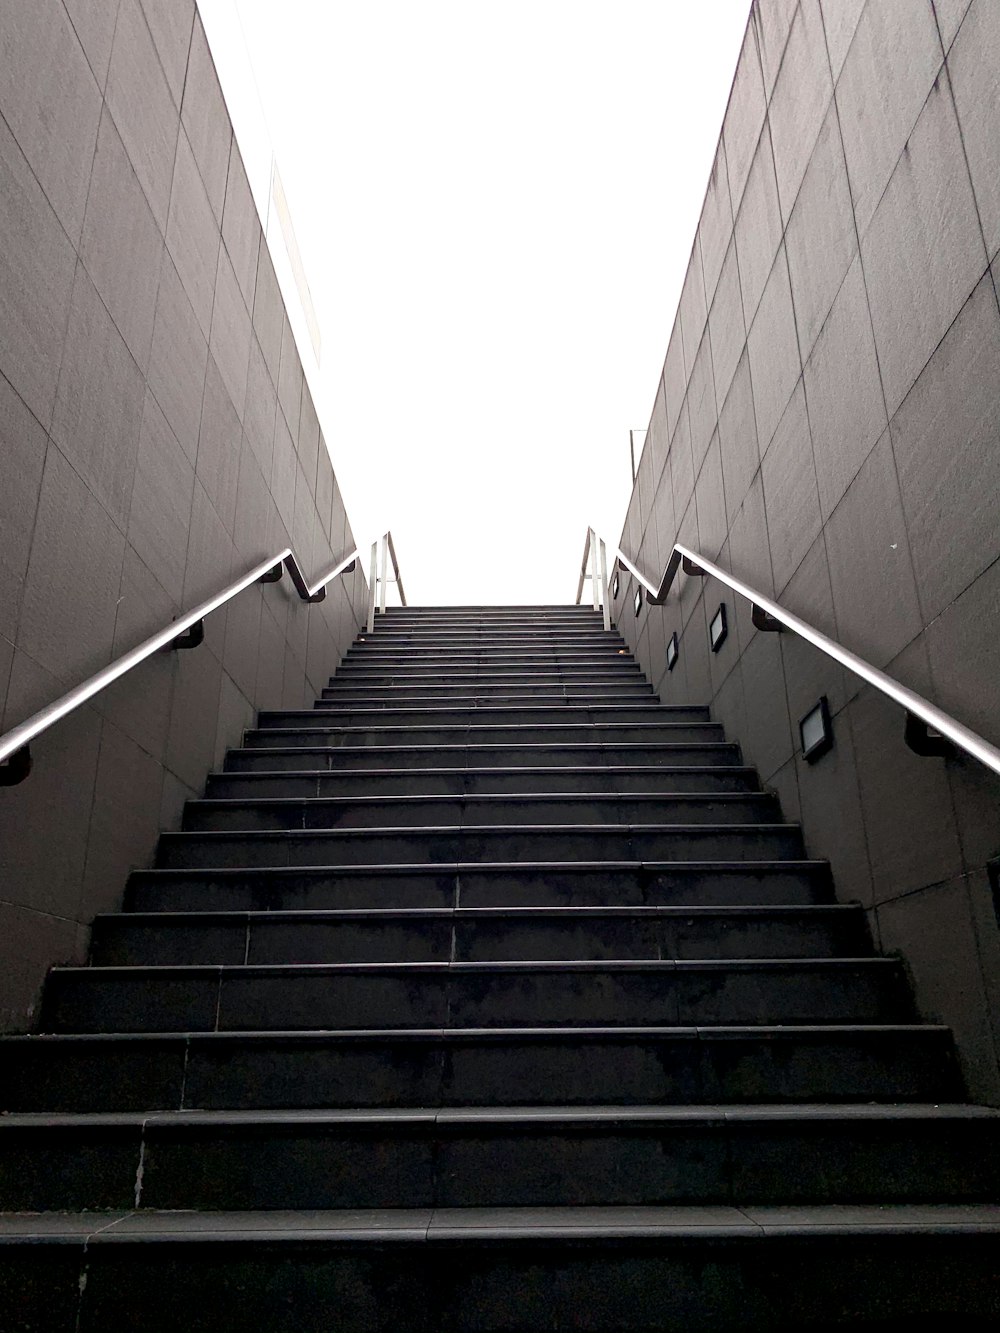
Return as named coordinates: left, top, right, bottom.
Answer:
left=589, top=527, right=600, bottom=612
left=598, top=537, right=611, bottom=632
left=367, top=540, right=377, bottom=634
left=379, top=533, right=388, bottom=616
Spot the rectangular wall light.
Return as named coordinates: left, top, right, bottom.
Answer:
left=634, top=587, right=643, bottom=617
left=800, top=696, right=833, bottom=762
left=612, top=572, right=619, bottom=601
left=666, top=631, right=679, bottom=671
left=709, top=603, right=728, bottom=653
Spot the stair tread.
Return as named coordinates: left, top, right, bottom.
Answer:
left=249, top=722, right=719, bottom=730
left=0, top=1022, right=952, bottom=1043
left=99, top=905, right=860, bottom=922
left=301, top=706, right=676, bottom=716
left=160, top=821, right=801, bottom=835
left=132, top=859, right=830, bottom=874
left=4, top=1103, right=996, bottom=1129
left=188, top=792, right=772, bottom=806
left=1, top=1204, right=997, bottom=1242
left=210, top=765, right=757, bottom=777
left=226, top=744, right=743, bottom=762
left=55, top=956, right=893, bottom=975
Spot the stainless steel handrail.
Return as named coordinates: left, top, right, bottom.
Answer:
left=576, top=528, right=612, bottom=632
left=586, top=529, right=1000, bottom=781
left=0, top=543, right=362, bottom=786
left=366, top=530, right=407, bottom=633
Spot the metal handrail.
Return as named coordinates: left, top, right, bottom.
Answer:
left=366, top=530, right=407, bottom=633
left=0, top=543, right=362, bottom=786
left=576, top=528, right=612, bottom=632
left=588, top=530, right=1000, bottom=781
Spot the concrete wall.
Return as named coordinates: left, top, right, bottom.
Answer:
left=613, top=0, right=1000, bottom=1102
left=0, top=0, right=368, bottom=1029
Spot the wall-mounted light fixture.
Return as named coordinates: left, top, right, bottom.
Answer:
left=709, top=603, right=728, bottom=653
left=634, top=587, right=643, bottom=617
left=666, top=632, right=679, bottom=671
left=612, top=572, right=619, bottom=601
left=800, top=696, right=833, bottom=762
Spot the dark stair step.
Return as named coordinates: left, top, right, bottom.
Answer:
left=319, top=684, right=656, bottom=702
left=337, top=653, right=641, bottom=665
left=0, top=1024, right=961, bottom=1113
left=223, top=742, right=745, bottom=771
left=126, top=861, right=835, bottom=913
left=321, top=687, right=658, bottom=698
left=352, top=626, right=626, bottom=636
left=333, top=663, right=644, bottom=677
left=154, top=824, right=806, bottom=869
left=11, top=1205, right=998, bottom=1333
left=91, top=905, right=869, bottom=966
left=204, top=765, right=763, bottom=799
left=378, top=612, right=606, bottom=618
left=244, top=723, right=727, bottom=747
left=343, top=648, right=637, bottom=662
left=180, top=793, right=781, bottom=833
left=371, top=622, right=614, bottom=629
left=354, top=637, right=629, bottom=651
left=292, top=705, right=696, bottom=726
left=42, top=957, right=912, bottom=1033
left=2, top=1104, right=997, bottom=1213
left=321, top=693, right=661, bottom=714
left=2, top=1205, right=997, bottom=1333
left=375, top=620, right=612, bottom=630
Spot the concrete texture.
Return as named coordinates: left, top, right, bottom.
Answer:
left=614, top=0, right=1000, bottom=1102
left=0, top=0, right=367, bottom=1030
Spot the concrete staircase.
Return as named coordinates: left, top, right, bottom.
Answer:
left=1, top=605, right=997, bottom=1330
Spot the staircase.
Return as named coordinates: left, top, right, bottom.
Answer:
left=1, top=605, right=997, bottom=1331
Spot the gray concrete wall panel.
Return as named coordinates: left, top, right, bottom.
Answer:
left=0, top=0, right=367, bottom=1031
left=615, top=0, right=1000, bottom=1101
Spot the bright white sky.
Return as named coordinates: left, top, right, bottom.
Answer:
left=201, top=0, right=751, bottom=604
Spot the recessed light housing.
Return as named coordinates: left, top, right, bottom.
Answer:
left=666, top=632, right=679, bottom=671
left=612, top=572, right=619, bottom=600
left=634, top=587, right=643, bottom=617
left=800, top=697, right=833, bottom=763
left=709, top=603, right=728, bottom=653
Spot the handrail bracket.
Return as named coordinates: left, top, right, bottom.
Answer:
left=0, top=745, right=32, bottom=787
left=904, top=712, right=957, bottom=760
left=751, top=604, right=785, bottom=633
left=165, top=619, right=205, bottom=652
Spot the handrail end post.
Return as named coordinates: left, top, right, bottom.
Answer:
left=598, top=537, right=611, bottom=632
left=367, top=541, right=377, bottom=635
